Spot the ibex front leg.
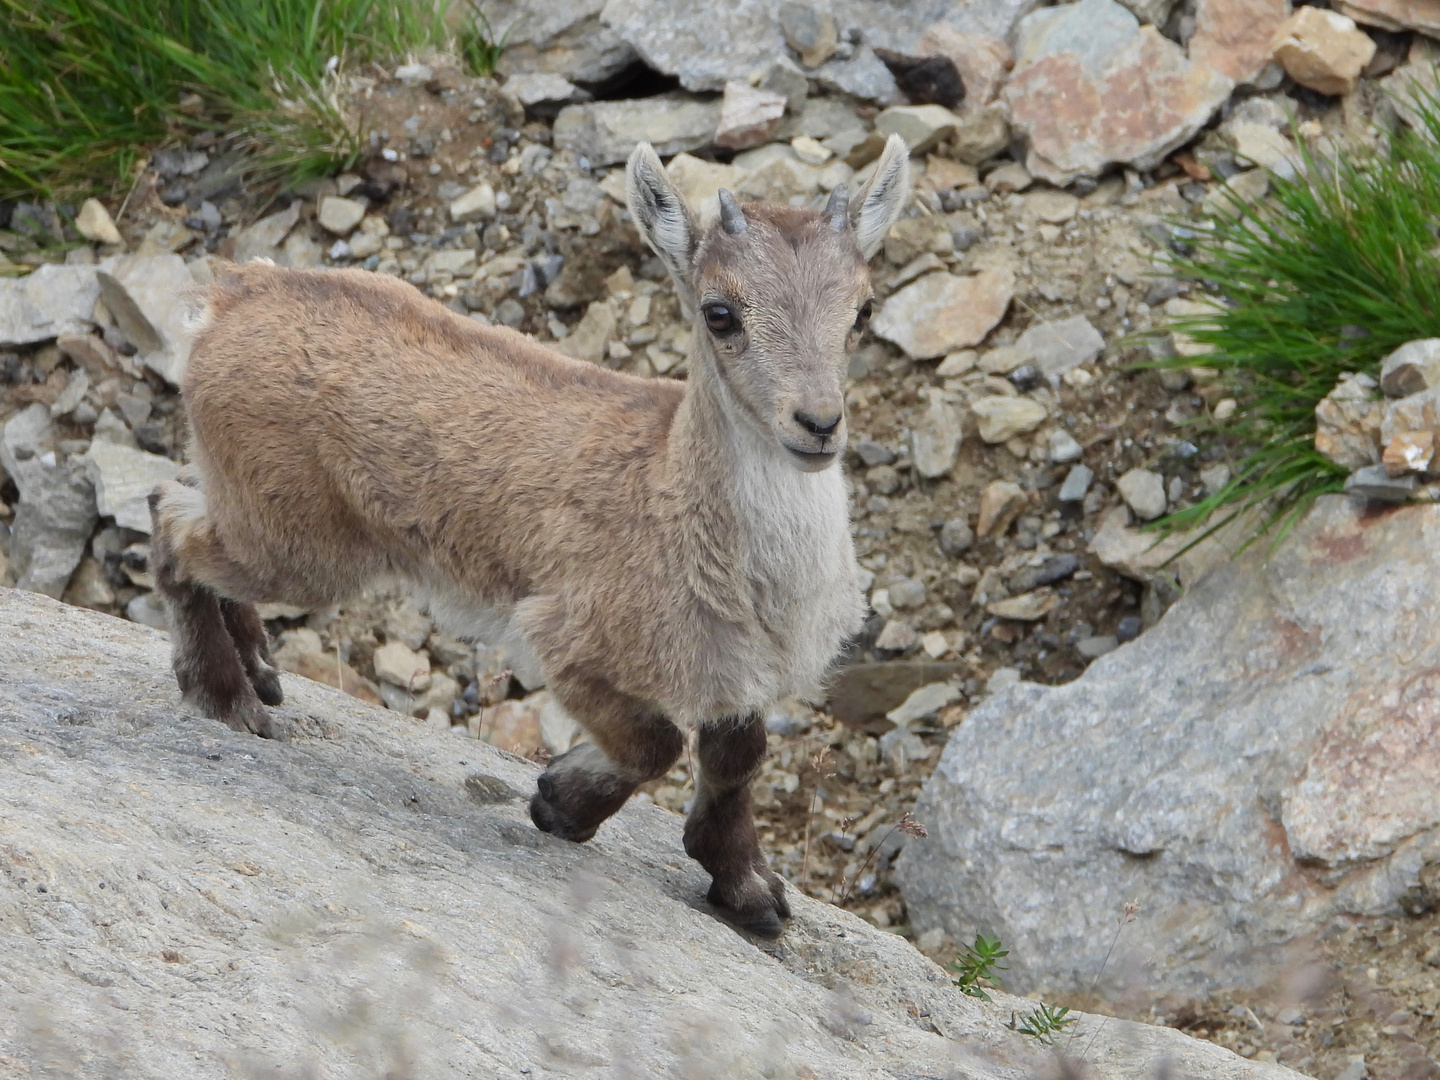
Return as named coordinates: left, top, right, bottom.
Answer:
left=684, top=714, right=790, bottom=938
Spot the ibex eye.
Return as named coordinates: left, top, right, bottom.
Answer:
left=854, top=300, right=873, bottom=332
left=703, top=303, right=740, bottom=336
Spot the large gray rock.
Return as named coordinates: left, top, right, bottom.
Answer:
left=0, top=404, right=97, bottom=597
left=0, top=264, right=99, bottom=347
left=593, top=0, right=1044, bottom=100
left=96, top=254, right=198, bottom=386
left=489, top=0, right=639, bottom=85
left=82, top=440, right=181, bottom=533
left=553, top=94, right=722, bottom=165
left=900, top=496, right=1440, bottom=1002
left=0, top=588, right=1295, bottom=1080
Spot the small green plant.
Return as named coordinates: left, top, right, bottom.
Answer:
left=457, top=4, right=512, bottom=78
left=1152, top=73, right=1440, bottom=550
left=1012, top=1002, right=1076, bottom=1044
left=949, top=933, right=1008, bottom=1001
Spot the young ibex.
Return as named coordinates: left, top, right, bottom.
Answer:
left=148, top=135, right=911, bottom=936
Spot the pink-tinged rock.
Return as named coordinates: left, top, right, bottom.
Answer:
left=714, top=81, right=787, bottom=150
left=1336, top=0, right=1440, bottom=36
left=1283, top=667, right=1440, bottom=865
left=1271, top=7, right=1377, bottom=96
left=914, top=25, right=1014, bottom=105
left=1189, top=0, right=1291, bottom=85
left=1314, top=372, right=1383, bottom=471
left=1005, top=0, right=1233, bottom=184
left=871, top=269, right=1014, bottom=359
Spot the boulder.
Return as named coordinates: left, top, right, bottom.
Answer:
left=1005, top=0, right=1233, bottom=184
left=81, top=441, right=181, bottom=533
left=95, top=253, right=198, bottom=386
left=490, top=0, right=638, bottom=85
left=553, top=94, right=721, bottom=165
left=0, top=589, right=1293, bottom=1079
left=0, top=264, right=100, bottom=347
left=900, top=497, right=1440, bottom=1001
left=0, top=404, right=98, bottom=598
left=1189, top=0, right=1291, bottom=85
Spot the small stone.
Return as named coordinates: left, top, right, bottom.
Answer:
left=1048, top=429, right=1083, bottom=463
left=554, top=301, right=617, bottom=365
left=984, top=162, right=1032, bottom=194
left=855, top=439, right=896, bottom=467
left=49, top=369, right=89, bottom=419
left=450, top=183, right=497, bottom=223
left=1345, top=464, right=1417, bottom=502
left=986, top=667, right=1021, bottom=694
left=884, top=216, right=954, bottom=266
left=976, top=480, right=1027, bottom=537
left=791, top=135, right=832, bottom=165
left=1380, top=339, right=1440, bottom=398
left=1200, top=464, right=1232, bottom=494
left=1017, top=315, right=1105, bottom=377
left=317, top=196, right=366, bottom=236
left=1338, top=0, right=1440, bottom=36
left=759, top=56, right=810, bottom=111
left=232, top=204, right=300, bottom=262
left=126, top=592, right=169, bottom=630
left=875, top=619, right=919, bottom=653
left=1271, top=7, right=1376, bottom=96
left=1383, top=430, right=1435, bottom=476
left=95, top=254, right=195, bottom=386
left=0, top=264, right=101, bottom=348
left=1115, top=614, right=1143, bottom=642
left=1010, top=554, right=1081, bottom=593
left=952, top=104, right=1012, bottom=166
left=971, top=396, right=1047, bottom=443
left=872, top=270, right=1014, bottom=359
left=888, top=577, right=927, bottom=610
left=504, top=72, right=578, bottom=107
left=780, top=2, right=838, bottom=68
left=1024, top=190, right=1079, bottom=224
left=75, top=199, right=123, bottom=246
left=2, top=404, right=98, bottom=597
left=1227, top=121, right=1301, bottom=181
left=715, top=82, right=787, bottom=150
left=81, top=441, right=179, bottom=534
left=987, top=588, right=1058, bottom=621
left=886, top=682, right=961, bottom=726
left=372, top=640, right=431, bottom=690
left=920, top=631, right=952, bottom=659
left=395, top=62, right=433, bottom=85
left=1117, top=468, right=1167, bottom=520
left=554, top=95, right=723, bottom=167
left=426, top=249, right=478, bottom=279
left=937, top=350, right=977, bottom=377
left=911, top=389, right=965, bottom=478
left=875, top=105, right=962, bottom=155
left=1076, top=633, right=1119, bottom=659
left=939, top=518, right=974, bottom=557
left=1315, top=372, right=1383, bottom=470
left=1058, top=464, right=1094, bottom=502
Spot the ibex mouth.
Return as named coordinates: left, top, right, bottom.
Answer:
left=784, top=444, right=838, bottom=468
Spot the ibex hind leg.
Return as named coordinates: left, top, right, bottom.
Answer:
left=148, top=480, right=277, bottom=738
left=684, top=714, right=789, bottom=938
left=220, top=598, right=284, bottom=706
left=530, top=679, right=684, bottom=842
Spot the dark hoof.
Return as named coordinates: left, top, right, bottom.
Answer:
left=707, top=881, right=786, bottom=938
left=253, top=666, right=285, bottom=707
left=529, top=789, right=599, bottom=844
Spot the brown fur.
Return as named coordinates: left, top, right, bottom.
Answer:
left=149, top=135, right=911, bottom=937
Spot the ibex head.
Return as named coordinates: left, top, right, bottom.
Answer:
left=626, top=135, right=911, bottom=472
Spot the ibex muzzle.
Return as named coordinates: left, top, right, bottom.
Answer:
left=149, top=134, right=912, bottom=938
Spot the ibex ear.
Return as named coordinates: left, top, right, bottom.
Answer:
left=626, top=142, right=699, bottom=313
left=850, top=134, right=912, bottom=260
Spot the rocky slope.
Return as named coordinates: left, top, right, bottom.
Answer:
left=0, top=587, right=1300, bottom=1080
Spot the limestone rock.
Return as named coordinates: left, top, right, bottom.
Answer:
left=901, top=496, right=1440, bottom=1001
left=317, top=195, right=367, bottom=235
left=0, top=588, right=1295, bottom=1079
left=976, top=479, right=1027, bottom=538
left=910, top=389, right=964, bottom=479
left=503, top=71, right=580, bottom=107
left=1116, top=467, right=1167, bottom=520
left=1336, top=0, right=1440, bottom=35
left=1226, top=120, right=1301, bottom=180
left=714, top=81, right=787, bottom=151
left=886, top=681, right=961, bottom=726
left=0, top=404, right=97, bottom=598
left=1005, top=0, right=1233, bottom=184
left=1189, top=0, right=1291, bottom=85
left=231, top=203, right=300, bottom=263
left=970, top=396, right=1047, bottom=444
left=915, top=26, right=1013, bottom=105
left=75, top=198, right=123, bottom=245
left=0, top=264, right=99, bottom=347
left=780, top=1, right=838, bottom=67
left=986, top=587, right=1057, bottom=621
left=490, top=0, right=637, bottom=85
left=1315, top=372, right=1383, bottom=471
left=1271, top=7, right=1376, bottom=97
left=82, top=441, right=180, bottom=533
left=1015, top=314, right=1104, bottom=377
left=875, top=104, right=960, bottom=154
left=372, top=639, right=431, bottom=690
left=1380, top=338, right=1440, bottom=399
left=553, top=94, right=721, bottom=165
left=449, top=182, right=497, bottom=223
left=96, top=253, right=197, bottom=386
left=555, top=301, right=617, bottom=364
left=883, top=215, right=954, bottom=265
left=1344, top=463, right=1417, bottom=502
left=272, top=627, right=383, bottom=706
left=1114, top=0, right=1178, bottom=24
left=872, top=269, right=1014, bottom=359
left=949, top=102, right=1012, bottom=166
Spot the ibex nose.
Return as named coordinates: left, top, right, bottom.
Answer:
left=794, top=409, right=841, bottom=438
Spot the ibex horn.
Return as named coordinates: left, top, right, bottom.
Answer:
left=717, top=188, right=748, bottom=236
left=826, top=183, right=849, bottom=232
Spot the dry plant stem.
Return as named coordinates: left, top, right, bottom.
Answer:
left=1075, top=900, right=1140, bottom=1062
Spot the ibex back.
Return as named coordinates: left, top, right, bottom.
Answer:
left=148, top=135, right=912, bottom=936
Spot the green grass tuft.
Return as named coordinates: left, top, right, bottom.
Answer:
left=1153, top=81, right=1440, bottom=548
left=0, top=0, right=503, bottom=200
left=457, top=3, right=512, bottom=78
